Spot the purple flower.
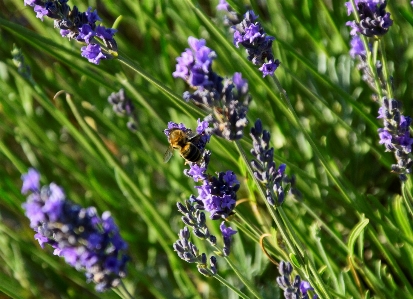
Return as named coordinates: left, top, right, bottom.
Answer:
left=300, top=280, right=314, bottom=294
left=173, top=37, right=216, bottom=88
left=250, top=119, right=296, bottom=205
left=34, top=5, right=49, bottom=21
left=194, top=170, right=238, bottom=220
left=85, top=7, right=101, bottom=24
left=95, top=25, right=117, bottom=40
left=220, top=221, right=237, bottom=256
left=21, top=169, right=129, bottom=292
left=276, top=261, right=318, bottom=299
left=107, top=89, right=138, bottom=132
left=220, top=222, right=237, bottom=238
left=349, top=36, right=366, bottom=58
left=233, top=72, right=248, bottom=94
left=174, top=38, right=251, bottom=141
left=377, top=97, right=413, bottom=180
left=81, top=44, right=107, bottom=65
left=258, top=60, right=280, bottom=77
left=26, top=1, right=117, bottom=64
left=232, top=10, right=279, bottom=76
left=78, top=24, right=96, bottom=44
left=217, top=0, right=230, bottom=11
left=21, top=168, right=41, bottom=194
left=24, top=0, right=36, bottom=6
left=345, top=0, right=392, bottom=37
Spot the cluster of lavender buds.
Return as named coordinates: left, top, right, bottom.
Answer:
left=177, top=198, right=217, bottom=244
left=193, top=170, right=239, bottom=220
left=346, top=0, right=393, bottom=37
left=250, top=119, right=298, bottom=206
left=232, top=10, right=280, bottom=77
left=166, top=121, right=238, bottom=260
left=347, top=3, right=413, bottom=180
left=164, top=121, right=239, bottom=220
left=173, top=227, right=218, bottom=277
left=21, top=168, right=129, bottom=292
left=173, top=37, right=251, bottom=140
left=24, top=0, right=117, bottom=64
left=108, top=89, right=138, bottom=132
left=276, top=261, right=317, bottom=299
left=378, top=97, right=413, bottom=181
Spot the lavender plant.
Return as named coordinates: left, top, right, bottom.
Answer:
left=276, top=261, right=317, bottom=299
left=108, top=88, right=139, bottom=132
left=232, top=10, right=280, bottom=77
left=173, top=37, right=251, bottom=140
left=21, top=168, right=129, bottom=292
left=24, top=0, right=117, bottom=64
left=346, top=0, right=413, bottom=180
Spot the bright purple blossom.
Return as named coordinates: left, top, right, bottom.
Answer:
left=174, top=38, right=251, bottom=141
left=220, top=221, right=237, bottom=256
left=258, top=60, right=280, bottom=77
left=34, top=5, right=49, bottom=21
left=26, top=1, right=117, bottom=64
left=21, top=168, right=41, bottom=194
left=232, top=10, right=279, bottom=77
left=194, top=170, right=239, bottom=220
left=81, top=44, right=107, bottom=65
left=349, top=36, right=366, bottom=58
left=21, top=168, right=129, bottom=292
left=377, top=97, right=413, bottom=180
left=173, top=37, right=217, bottom=88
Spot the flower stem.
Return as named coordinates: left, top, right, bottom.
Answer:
left=213, top=274, right=252, bottom=299
left=118, top=281, right=134, bottom=299
left=222, top=257, right=262, bottom=299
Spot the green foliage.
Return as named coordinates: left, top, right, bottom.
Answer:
left=1, top=0, right=413, bottom=298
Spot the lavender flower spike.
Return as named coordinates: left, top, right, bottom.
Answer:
left=345, top=0, right=393, bottom=37
left=250, top=119, right=299, bottom=206
left=21, top=168, right=129, bottom=292
left=173, top=37, right=251, bottom=141
left=220, top=222, right=237, bottom=256
left=108, top=89, right=139, bottom=132
left=24, top=1, right=117, bottom=64
left=232, top=10, right=280, bottom=77
left=377, top=97, right=413, bottom=181
left=276, top=261, right=318, bottom=299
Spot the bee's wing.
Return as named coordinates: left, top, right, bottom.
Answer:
left=163, top=146, right=174, bottom=163
left=188, top=131, right=202, bottom=143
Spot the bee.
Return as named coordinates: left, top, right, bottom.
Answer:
left=164, top=129, right=202, bottom=163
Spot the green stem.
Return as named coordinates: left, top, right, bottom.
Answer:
left=213, top=274, right=252, bottom=299
left=223, top=257, right=262, bottom=299
left=271, top=75, right=353, bottom=206
left=401, top=182, right=413, bottom=217
left=378, top=40, right=393, bottom=98
left=234, top=141, right=331, bottom=299
left=118, top=281, right=134, bottom=299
